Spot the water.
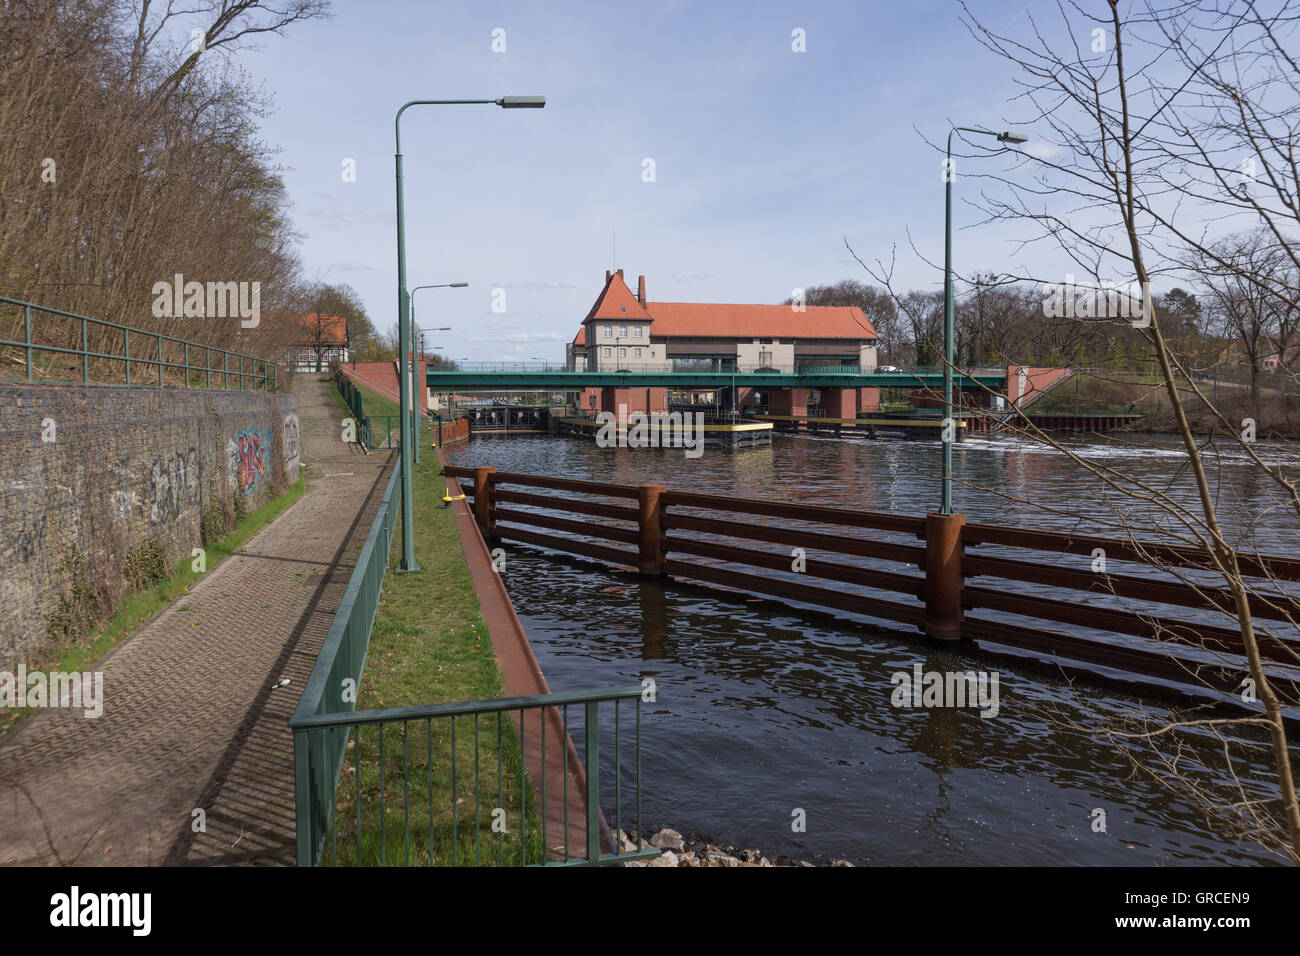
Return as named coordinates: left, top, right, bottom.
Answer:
left=445, top=430, right=1300, bottom=864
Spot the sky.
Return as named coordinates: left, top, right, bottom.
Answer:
left=228, top=0, right=1062, bottom=362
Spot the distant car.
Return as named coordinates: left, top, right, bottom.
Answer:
left=878, top=365, right=901, bottom=372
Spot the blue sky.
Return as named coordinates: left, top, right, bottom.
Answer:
left=235, top=0, right=1052, bottom=361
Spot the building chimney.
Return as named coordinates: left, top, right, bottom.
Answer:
left=637, top=275, right=646, bottom=305
left=616, top=268, right=623, bottom=278
left=605, top=269, right=611, bottom=284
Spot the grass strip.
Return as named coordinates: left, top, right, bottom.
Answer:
left=322, top=449, right=544, bottom=866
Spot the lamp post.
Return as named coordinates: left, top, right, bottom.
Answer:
left=410, top=283, right=463, bottom=464
left=394, top=96, right=544, bottom=572
left=941, top=125, right=1026, bottom=515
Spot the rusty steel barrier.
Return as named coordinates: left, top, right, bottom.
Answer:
left=440, top=465, right=1300, bottom=714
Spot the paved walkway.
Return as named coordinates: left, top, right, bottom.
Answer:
left=0, top=375, right=392, bottom=865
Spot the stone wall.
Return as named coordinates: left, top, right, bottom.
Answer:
left=0, top=384, right=299, bottom=670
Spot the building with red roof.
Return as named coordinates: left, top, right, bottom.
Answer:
left=289, top=312, right=350, bottom=372
left=566, top=270, right=878, bottom=374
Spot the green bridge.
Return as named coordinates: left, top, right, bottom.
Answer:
left=426, top=363, right=1009, bottom=390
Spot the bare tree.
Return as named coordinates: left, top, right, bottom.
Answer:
left=939, top=0, right=1300, bottom=861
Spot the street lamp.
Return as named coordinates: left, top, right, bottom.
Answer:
left=941, top=126, right=1026, bottom=515
left=393, top=96, right=544, bottom=573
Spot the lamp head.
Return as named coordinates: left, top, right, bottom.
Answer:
left=997, top=131, right=1028, bottom=144
left=497, top=96, right=546, bottom=109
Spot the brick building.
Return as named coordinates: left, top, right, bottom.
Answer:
left=565, top=269, right=879, bottom=415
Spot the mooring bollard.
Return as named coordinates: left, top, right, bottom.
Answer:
left=637, top=483, right=667, bottom=577
left=924, top=512, right=965, bottom=641
left=473, top=466, right=496, bottom=540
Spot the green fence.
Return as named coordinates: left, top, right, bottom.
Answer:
left=335, top=367, right=365, bottom=420
left=290, top=460, right=399, bottom=866
left=294, top=687, right=658, bottom=867
left=289, top=449, right=657, bottom=867
left=0, top=294, right=277, bottom=390
left=364, top=415, right=399, bottom=450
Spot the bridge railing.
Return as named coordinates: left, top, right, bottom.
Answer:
left=0, top=295, right=276, bottom=390
left=428, top=361, right=998, bottom=378
left=441, top=465, right=1300, bottom=714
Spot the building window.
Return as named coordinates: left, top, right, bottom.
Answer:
left=603, top=347, right=611, bottom=357
left=618, top=326, right=627, bottom=338
left=633, top=326, right=643, bottom=338
left=634, top=348, right=642, bottom=358
left=603, top=326, right=612, bottom=337
left=619, top=347, right=627, bottom=358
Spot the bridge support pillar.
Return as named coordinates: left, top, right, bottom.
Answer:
left=637, top=483, right=667, bottom=577
left=473, top=466, right=496, bottom=540
left=923, top=512, right=965, bottom=641
left=822, top=388, right=857, bottom=420
left=768, top=388, right=807, bottom=417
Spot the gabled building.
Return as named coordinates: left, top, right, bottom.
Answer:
left=289, top=312, right=349, bottom=372
left=566, top=269, right=879, bottom=373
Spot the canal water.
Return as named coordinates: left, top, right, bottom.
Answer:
left=445, top=431, right=1300, bottom=865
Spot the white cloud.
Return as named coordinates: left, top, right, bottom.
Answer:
left=466, top=331, right=567, bottom=343
left=307, top=206, right=394, bottom=224
left=500, top=281, right=578, bottom=291
left=1022, top=141, right=1064, bottom=160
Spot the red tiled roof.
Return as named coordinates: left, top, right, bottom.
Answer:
left=584, top=270, right=653, bottom=322
left=577, top=271, right=878, bottom=341
left=644, top=301, right=876, bottom=340
left=296, top=312, right=348, bottom=345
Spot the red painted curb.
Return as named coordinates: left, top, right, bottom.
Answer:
left=435, top=446, right=616, bottom=862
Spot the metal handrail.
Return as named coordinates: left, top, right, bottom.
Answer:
left=0, top=294, right=276, bottom=391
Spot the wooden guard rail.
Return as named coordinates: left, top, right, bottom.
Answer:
left=441, top=465, right=1300, bottom=709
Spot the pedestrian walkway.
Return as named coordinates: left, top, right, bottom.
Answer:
left=0, top=375, right=392, bottom=865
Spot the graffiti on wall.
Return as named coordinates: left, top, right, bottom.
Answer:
left=148, top=447, right=200, bottom=523
left=283, top=413, right=301, bottom=470
left=236, top=428, right=271, bottom=496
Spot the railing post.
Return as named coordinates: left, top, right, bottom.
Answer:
left=473, top=466, right=496, bottom=540
left=585, top=700, right=600, bottom=865
left=124, top=328, right=131, bottom=385
left=923, top=512, right=965, bottom=641
left=23, top=305, right=33, bottom=381
left=294, top=727, right=313, bottom=866
left=637, top=483, right=667, bottom=577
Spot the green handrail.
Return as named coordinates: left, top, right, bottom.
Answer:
left=0, top=294, right=276, bottom=391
